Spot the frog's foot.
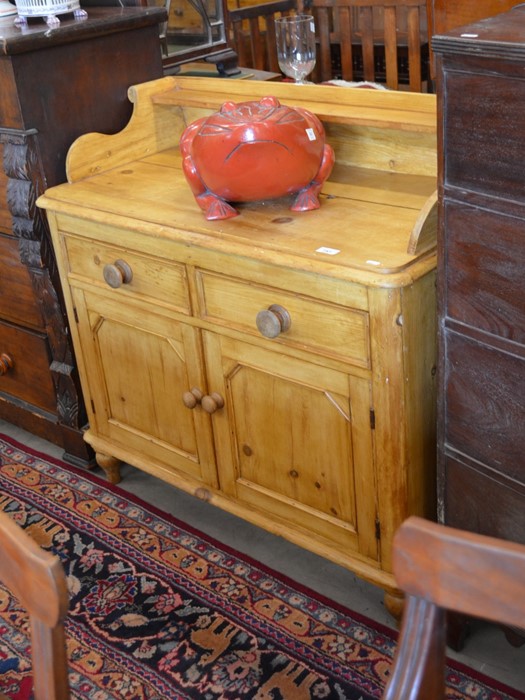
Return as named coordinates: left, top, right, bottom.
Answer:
left=196, top=193, right=238, bottom=220
left=291, top=184, right=322, bottom=212
left=291, top=143, right=335, bottom=213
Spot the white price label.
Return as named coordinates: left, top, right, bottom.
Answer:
left=316, top=246, right=341, bottom=256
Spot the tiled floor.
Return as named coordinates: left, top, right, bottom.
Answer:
left=1, top=418, right=524, bottom=694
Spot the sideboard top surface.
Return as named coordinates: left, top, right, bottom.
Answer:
left=0, top=7, right=167, bottom=55
left=432, top=4, right=525, bottom=58
left=38, top=77, right=438, bottom=287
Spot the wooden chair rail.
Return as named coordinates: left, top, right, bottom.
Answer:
left=383, top=516, right=525, bottom=699
left=0, top=506, right=70, bottom=699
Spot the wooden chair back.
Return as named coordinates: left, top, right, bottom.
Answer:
left=383, top=516, right=525, bottom=699
left=0, top=507, right=70, bottom=700
left=228, top=0, right=298, bottom=72
left=309, top=0, right=428, bottom=91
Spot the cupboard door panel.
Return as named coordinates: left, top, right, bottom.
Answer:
left=72, top=288, right=218, bottom=486
left=204, top=331, right=378, bottom=561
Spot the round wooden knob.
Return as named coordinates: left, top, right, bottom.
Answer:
left=0, top=353, right=13, bottom=376
left=103, top=259, right=133, bottom=288
left=182, top=387, right=203, bottom=409
left=201, top=392, right=225, bottom=414
left=256, top=304, right=291, bottom=338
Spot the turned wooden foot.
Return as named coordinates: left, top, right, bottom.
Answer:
left=446, top=612, right=470, bottom=651
left=95, top=452, right=122, bottom=484
left=384, top=589, right=405, bottom=625
left=502, top=625, right=525, bottom=647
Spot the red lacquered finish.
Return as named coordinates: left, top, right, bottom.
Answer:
left=180, top=96, right=334, bottom=220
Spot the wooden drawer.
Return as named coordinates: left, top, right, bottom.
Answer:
left=63, top=235, right=191, bottom=314
left=445, top=71, right=525, bottom=205
left=443, top=451, right=525, bottom=546
left=197, top=270, right=370, bottom=367
left=0, top=320, right=57, bottom=413
left=0, top=233, right=43, bottom=330
left=445, top=69, right=525, bottom=206
left=444, top=330, right=525, bottom=481
left=444, top=201, right=525, bottom=344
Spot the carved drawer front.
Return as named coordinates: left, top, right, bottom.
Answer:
left=0, top=320, right=57, bottom=413
left=197, top=270, right=370, bottom=367
left=63, top=236, right=191, bottom=314
left=0, top=234, right=43, bottom=330
left=0, top=147, right=11, bottom=234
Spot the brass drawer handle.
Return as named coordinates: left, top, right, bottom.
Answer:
left=0, top=353, right=13, bottom=375
left=103, top=259, right=133, bottom=289
left=256, top=304, right=291, bottom=338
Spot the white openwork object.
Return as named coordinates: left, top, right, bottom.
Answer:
left=14, top=0, right=87, bottom=26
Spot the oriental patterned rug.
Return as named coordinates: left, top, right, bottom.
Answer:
left=0, top=433, right=523, bottom=700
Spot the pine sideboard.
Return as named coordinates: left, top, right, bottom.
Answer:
left=38, top=77, right=438, bottom=610
left=0, top=7, right=165, bottom=464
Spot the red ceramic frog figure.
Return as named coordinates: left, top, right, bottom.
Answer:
left=180, top=96, right=335, bottom=220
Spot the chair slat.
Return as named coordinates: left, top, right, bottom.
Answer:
left=383, top=6, right=399, bottom=89
left=266, top=15, right=280, bottom=71
left=338, top=6, right=355, bottom=81
left=407, top=5, right=422, bottom=92
left=316, top=6, right=333, bottom=81
left=248, top=17, right=265, bottom=70
left=359, top=6, right=375, bottom=82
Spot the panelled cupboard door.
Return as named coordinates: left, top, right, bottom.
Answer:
left=203, top=331, right=379, bottom=562
left=71, top=287, right=218, bottom=488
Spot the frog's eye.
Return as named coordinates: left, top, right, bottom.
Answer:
left=220, top=101, right=237, bottom=113
left=260, top=96, right=280, bottom=108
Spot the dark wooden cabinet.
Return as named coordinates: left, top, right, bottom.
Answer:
left=433, top=2, right=525, bottom=593
left=426, top=0, right=517, bottom=78
left=0, top=7, right=165, bottom=464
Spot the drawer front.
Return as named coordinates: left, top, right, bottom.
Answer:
left=444, top=201, right=525, bottom=344
left=197, top=270, right=370, bottom=367
left=442, top=451, right=525, bottom=546
left=63, top=236, right=191, bottom=314
left=444, top=71, right=525, bottom=204
left=0, top=320, right=57, bottom=413
left=444, top=330, right=525, bottom=482
left=0, top=234, right=43, bottom=329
